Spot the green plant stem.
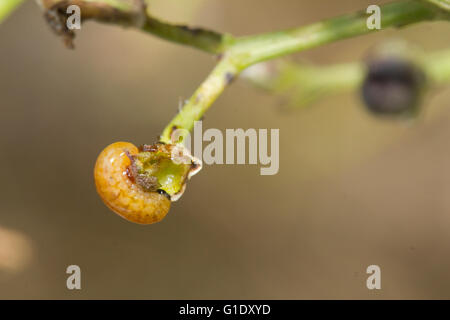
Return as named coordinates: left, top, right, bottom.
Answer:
left=34, top=0, right=450, bottom=143
left=38, top=0, right=449, bottom=55
left=0, top=0, right=24, bottom=23
left=230, top=0, right=442, bottom=68
left=38, top=0, right=232, bottom=53
left=159, top=55, right=239, bottom=143
left=142, top=16, right=233, bottom=54
left=159, top=0, right=448, bottom=143
left=242, top=60, right=364, bottom=108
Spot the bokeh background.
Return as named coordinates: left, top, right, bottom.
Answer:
left=1, top=0, right=450, bottom=299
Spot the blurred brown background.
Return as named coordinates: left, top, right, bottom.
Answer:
left=1, top=0, right=450, bottom=299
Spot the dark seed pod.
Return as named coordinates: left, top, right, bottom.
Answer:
left=362, top=58, right=425, bottom=117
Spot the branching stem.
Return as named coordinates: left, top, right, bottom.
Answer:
left=5, top=0, right=450, bottom=143
left=159, top=0, right=448, bottom=143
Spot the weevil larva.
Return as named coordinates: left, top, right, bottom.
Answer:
left=94, top=142, right=171, bottom=224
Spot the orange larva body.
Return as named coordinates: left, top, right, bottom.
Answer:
left=94, top=142, right=171, bottom=224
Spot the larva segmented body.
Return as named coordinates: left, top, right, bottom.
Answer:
left=94, top=142, right=171, bottom=224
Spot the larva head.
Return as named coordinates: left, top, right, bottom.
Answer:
left=94, top=142, right=201, bottom=224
